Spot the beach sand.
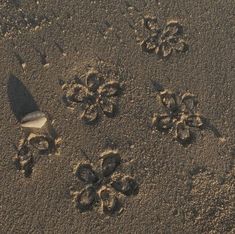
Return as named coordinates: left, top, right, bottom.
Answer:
left=0, top=0, right=234, bottom=233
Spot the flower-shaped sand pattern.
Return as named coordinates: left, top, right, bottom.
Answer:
left=61, top=70, right=121, bottom=123
left=141, top=17, right=188, bottom=58
left=14, top=133, right=61, bottom=177
left=152, top=88, right=204, bottom=145
left=71, top=150, right=138, bottom=215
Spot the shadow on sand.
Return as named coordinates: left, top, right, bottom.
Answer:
left=7, top=74, right=39, bottom=121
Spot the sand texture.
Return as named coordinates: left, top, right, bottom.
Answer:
left=0, top=0, right=234, bottom=233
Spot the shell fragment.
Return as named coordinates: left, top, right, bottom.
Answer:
left=21, top=111, right=47, bottom=129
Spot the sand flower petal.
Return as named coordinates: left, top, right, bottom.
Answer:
left=27, top=134, right=53, bottom=154
left=81, top=104, right=98, bottom=123
left=99, top=188, right=121, bottom=215
left=85, top=71, right=100, bottom=92
left=14, top=154, right=34, bottom=178
left=75, top=186, right=97, bottom=212
left=160, top=90, right=178, bottom=112
left=174, top=39, right=188, bottom=52
left=101, top=150, right=120, bottom=177
left=141, top=35, right=159, bottom=53
left=152, top=114, right=173, bottom=131
left=99, top=81, right=120, bottom=97
left=74, top=163, right=99, bottom=184
left=62, top=81, right=87, bottom=104
left=186, top=115, right=203, bottom=128
left=159, top=41, right=173, bottom=58
left=17, top=142, right=30, bottom=157
left=111, top=175, right=138, bottom=196
left=176, top=121, right=192, bottom=145
left=167, top=35, right=180, bottom=44
left=163, top=21, right=183, bottom=38
left=99, top=98, right=116, bottom=117
left=20, top=157, right=34, bottom=177
left=181, top=92, right=198, bottom=113
left=73, top=85, right=88, bottom=102
left=143, top=16, right=159, bottom=31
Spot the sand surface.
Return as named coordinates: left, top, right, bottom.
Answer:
left=0, top=0, right=234, bottom=233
